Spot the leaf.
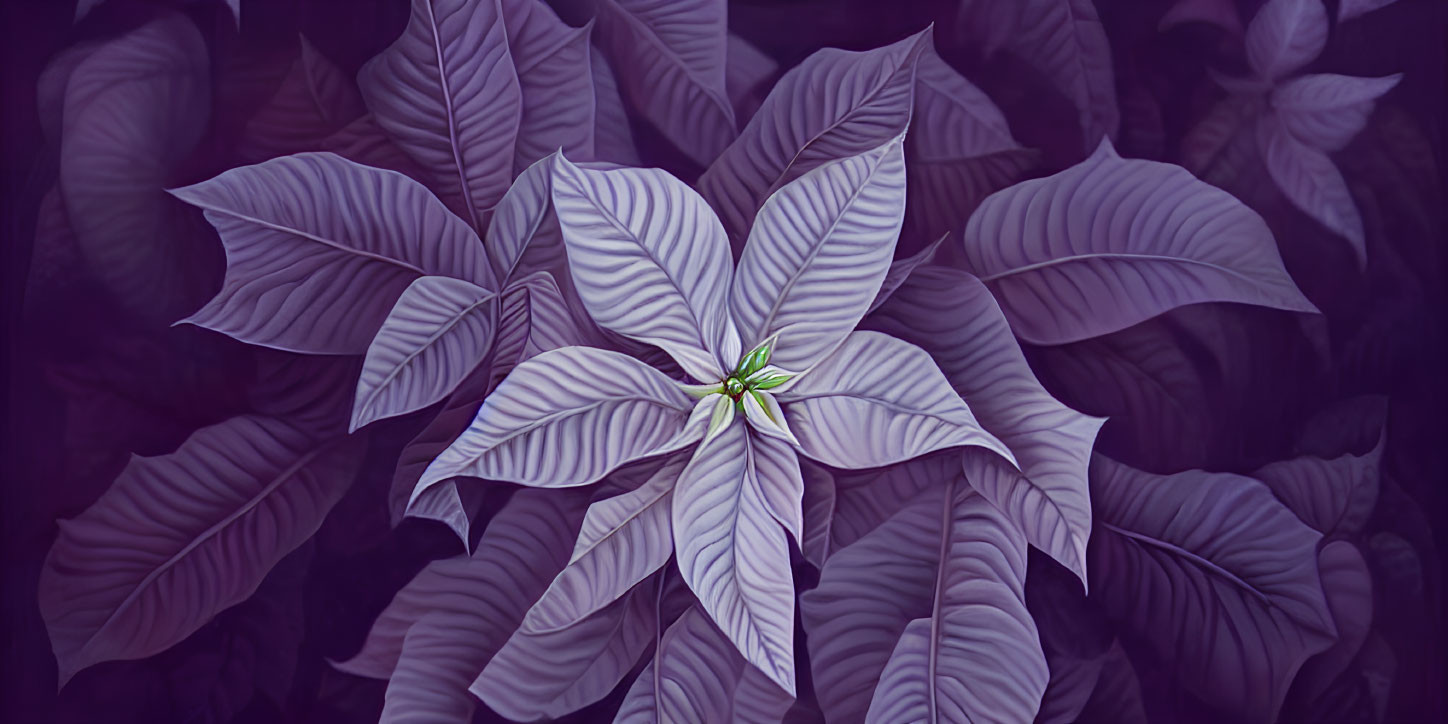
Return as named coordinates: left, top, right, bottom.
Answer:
left=589, top=47, right=640, bottom=166
left=1338, top=0, right=1403, bottom=21
left=552, top=155, right=740, bottom=380
left=351, top=276, right=497, bottom=432
left=962, top=138, right=1318, bottom=345
left=1253, top=441, right=1383, bottom=537
left=866, top=233, right=945, bottom=316
left=725, top=32, right=776, bottom=122
left=334, top=489, right=588, bottom=722
left=1159, top=0, right=1244, bottom=36
left=1088, top=455, right=1337, bottom=723
left=798, top=460, right=836, bottom=569
left=238, top=36, right=365, bottom=163
left=519, top=457, right=684, bottom=634
left=780, top=331, right=1014, bottom=470
left=40, top=416, right=361, bottom=688
left=671, top=421, right=797, bottom=695
left=1245, top=0, right=1329, bottom=81
left=1271, top=73, right=1402, bottom=152
left=1002, top=0, right=1119, bottom=149
left=320, top=113, right=432, bottom=180
left=475, top=580, right=655, bottom=720
left=59, top=13, right=215, bottom=323
left=862, top=268, right=1102, bottom=585
left=78, top=0, right=241, bottom=25
left=413, top=346, right=701, bottom=506
left=359, top=0, right=522, bottom=230
left=698, top=29, right=928, bottom=246
left=828, top=452, right=959, bottom=552
left=173, top=152, right=493, bottom=354
left=1290, top=542, right=1374, bottom=708
left=486, top=155, right=564, bottom=285
left=1258, top=113, right=1367, bottom=266
left=594, top=0, right=736, bottom=166
left=802, top=477, right=1047, bottom=723
left=730, top=135, right=908, bottom=372
left=387, top=361, right=494, bottom=531
left=489, top=271, right=604, bottom=388
left=501, top=0, right=606, bottom=172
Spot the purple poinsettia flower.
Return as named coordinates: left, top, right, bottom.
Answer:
left=410, top=135, right=1017, bottom=696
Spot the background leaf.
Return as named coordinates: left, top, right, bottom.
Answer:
left=1258, top=113, right=1368, bottom=265
left=1245, top=0, right=1329, bottom=81
left=1000, top=0, right=1119, bottom=150
left=238, top=35, right=365, bottom=164
left=1271, top=73, right=1401, bottom=152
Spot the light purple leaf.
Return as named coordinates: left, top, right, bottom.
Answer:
left=802, top=476, right=1046, bottom=723
left=780, top=331, right=1014, bottom=470
left=486, top=155, right=564, bottom=285
left=501, top=0, right=603, bottom=171
left=1258, top=113, right=1367, bottom=266
left=862, top=268, right=1102, bottom=586
left=351, top=276, right=497, bottom=432
left=616, top=605, right=794, bottom=723
left=866, top=233, right=946, bottom=316
left=238, top=36, right=364, bottom=163
left=59, top=14, right=214, bottom=323
left=589, top=46, right=641, bottom=166
left=1002, top=0, right=1119, bottom=149
left=1245, top=0, right=1329, bottom=81
left=334, top=489, right=588, bottom=723
left=519, top=457, right=683, bottom=634
left=475, top=581, right=655, bottom=720
left=798, top=460, right=836, bottom=569
left=414, top=347, right=702, bottom=505
left=552, top=155, right=740, bottom=380
left=40, top=416, right=360, bottom=688
left=489, top=270, right=605, bottom=388
left=1254, top=440, right=1383, bottom=537
left=725, top=33, right=776, bottom=122
left=962, top=138, right=1318, bottom=345
left=594, top=0, right=735, bottom=166
left=172, top=152, right=493, bottom=354
left=359, top=0, right=521, bottom=230
left=1338, top=0, right=1403, bottom=21
left=672, top=421, right=797, bottom=696
left=698, top=29, right=928, bottom=246
left=731, top=135, right=907, bottom=372
left=1292, top=542, right=1374, bottom=707
left=1088, top=454, right=1337, bottom=723
left=1271, top=73, right=1402, bottom=152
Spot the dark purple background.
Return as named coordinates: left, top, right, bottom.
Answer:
left=3, top=0, right=1445, bottom=722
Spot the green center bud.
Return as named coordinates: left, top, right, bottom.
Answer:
left=724, top=377, right=746, bottom=398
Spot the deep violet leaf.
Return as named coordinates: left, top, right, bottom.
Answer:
left=387, top=360, right=493, bottom=533
left=412, top=346, right=702, bottom=512
left=552, top=155, right=741, bottom=380
left=1338, top=0, right=1403, bottom=21
left=589, top=45, right=641, bottom=166
left=500, top=0, right=606, bottom=172
left=59, top=13, right=215, bottom=323
left=824, top=452, right=957, bottom=554
left=489, top=270, right=605, bottom=389
left=801, top=476, right=1046, bottom=723
left=320, top=113, right=432, bottom=180
left=1271, top=73, right=1402, bottom=152
left=172, top=152, right=493, bottom=354
left=725, top=33, right=777, bottom=122
left=238, top=36, right=364, bottom=163
left=519, top=457, right=684, bottom=634
left=1000, top=0, right=1119, bottom=149
left=962, top=139, right=1318, bottom=345
left=1088, top=455, right=1337, bottom=723
left=1158, top=0, right=1244, bottom=36
left=40, top=416, right=362, bottom=688
left=36, top=40, right=100, bottom=147
left=731, top=135, right=907, bottom=372
left=616, top=605, right=794, bottom=723
left=672, top=421, right=798, bottom=695
left=862, top=267, right=1102, bottom=585
left=1069, top=641, right=1149, bottom=724
left=334, top=489, right=588, bottom=723
left=697, top=29, right=928, bottom=247
left=1291, top=542, right=1374, bottom=708
left=475, top=580, right=655, bottom=720
left=780, top=331, right=1015, bottom=470
left=594, top=0, right=736, bottom=166
left=798, top=460, right=836, bottom=570
left=1253, top=438, right=1384, bottom=537
left=1245, top=0, right=1329, bottom=81
left=866, top=233, right=946, bottom=316
left=351, top=276, right=497, bottom=432
left=1258, top=113, right=1368, bottom=266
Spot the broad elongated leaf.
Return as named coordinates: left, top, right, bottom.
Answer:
left=173, top=152, right=493, bottom=354
left=475, top=581, right=655, bottom=720
left=320, top=112, right=432, bottom=180
left=1159, top=0, right=1244, bottom=36
left=40, top=416, right=360, bottom=688
left=60, top=14, right=214, bottom=323
left=489, top=271, right=604, bottom=387
left=1089, top=455, right=1337, bottom=723
left=962, top=138, right=1318, bottom=345
left=1291, top=542, right=1374, bottom=707
left=359, top=0, right=521, bottom=230
left=698, top=29, right=928, bottom=245
left=1338, top=0, right=1403, bottom=21
left=414, top=346, right=701, bottom=504
left=1258, top=114, right=1367, bottom=265
left=1003, top=0, right=1119, bottom=148
left=520, top=457, right=684, bottom=633
left=502, top=0, right=604, bottom=171
left=552, top=155, right=740, bottom=380
left=616, top=605, right=793, bottom=723
left=798, top=460, right=836, bottom=569
left=595, top=0, right=735, bottom=166
left=866, top=233, right=946, bottom=315
left=485, top=155, right=564, bottom=285
left=238, top=36, right=364, bottom=163
left=388, top=360, right=493, bottom=533
left=352, top=276, right=496, bottom=431
left=1254, top=440, right=1383, bottom=537
left=672, top=421, right=797, bottom=695
left=731, top=136, right=908, bottom=372
left=589, top=46, right=640, bottom=165
left=863, top=268, right=1102, bottom=585
left=1271, top=73, right=1402, bottom=152
left=334, top=490, right=588, bottom=723
left=725, top=32, right=777, bottom=121
left=1245, top=0, right=1328, bottom=81
left=781, top=331, right=1014, bottom=469
left=803, top=476, right=1046, bottom=722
